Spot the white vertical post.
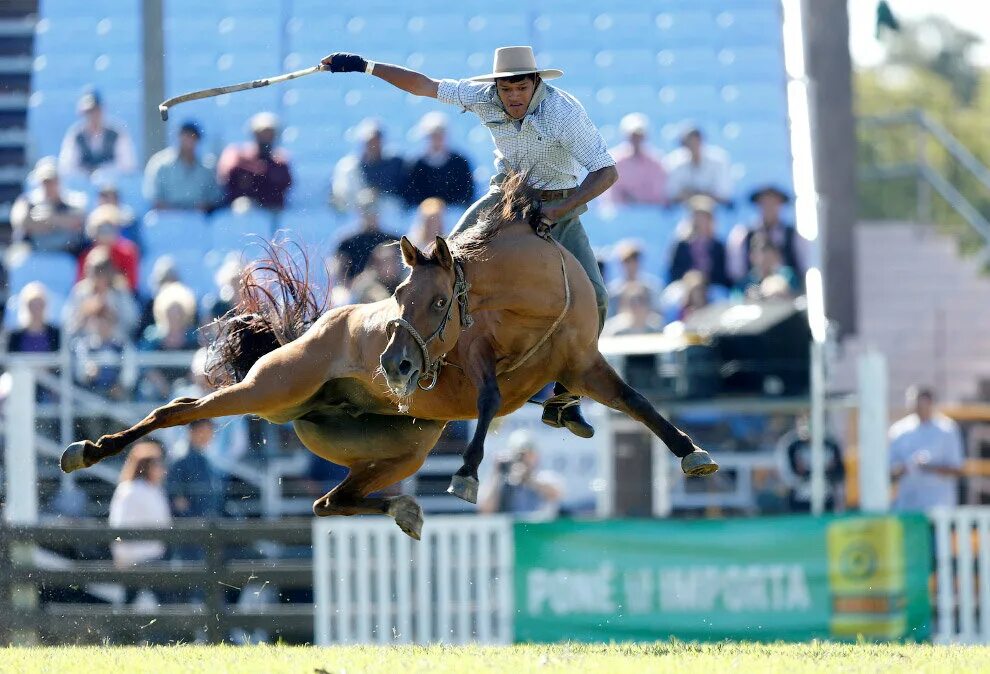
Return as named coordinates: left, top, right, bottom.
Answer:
left=651, top=435, right=672, bottom=518
left=597, top=407, right=615, bottom=518
left=809, top=340, right=827, bottom=515
left=4, top=366, right=38, bottom=525
left=312, top=520, right=331, bottom=646
left=857, top=351, right=890, bottom=512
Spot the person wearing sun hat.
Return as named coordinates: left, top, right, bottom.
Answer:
left=322, top=45, right=618, bottom=439
left=726, top=183, right=807, bottom=284
left=58, top=89, right=137, bottom=178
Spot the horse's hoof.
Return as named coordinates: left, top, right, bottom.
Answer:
left=682, top=449, right=719, bottom=477
left=447, top=474, right=479, bottom=504
left=388, top=496, right=424, bottom=541
left=60, top=441, right=92, bottom=474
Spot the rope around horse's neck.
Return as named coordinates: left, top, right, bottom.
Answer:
left=499, top=235, right=571, bottom=375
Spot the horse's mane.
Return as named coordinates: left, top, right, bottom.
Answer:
left=438, top=170, right=543, bottom=262
left=205, top=238, right=328, bottom=388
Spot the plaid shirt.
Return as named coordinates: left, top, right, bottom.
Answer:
left=437, top=79, right=614, bottom=190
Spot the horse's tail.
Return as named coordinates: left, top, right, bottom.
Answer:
left=205, top=239, right=328, bottom=388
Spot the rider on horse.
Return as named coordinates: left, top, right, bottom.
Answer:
left=322, top=46, right=618, bottom=440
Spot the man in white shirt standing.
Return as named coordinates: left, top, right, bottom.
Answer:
left=889, top=386, right=965, bottom=512
left=322, top=46, right=618, bottom=439
left=663, top=124, right=734, bottom=206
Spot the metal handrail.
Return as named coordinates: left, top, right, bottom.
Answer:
left=859, top=108, right=990, bottom=250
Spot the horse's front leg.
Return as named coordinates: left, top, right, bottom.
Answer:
left=448, top=341, right=500, bottom=504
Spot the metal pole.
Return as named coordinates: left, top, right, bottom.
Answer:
left=809, top=340, right=826, bottom=515
left=857, top=351, right=890, bottom=512
left=651, top=434, right=672, bottom=518
left=4, top=366, right=38, bottom=525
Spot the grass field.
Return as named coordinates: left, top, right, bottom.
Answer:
left=2, top=642, right=990, bottom=674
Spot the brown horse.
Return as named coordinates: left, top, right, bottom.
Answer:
left=61, top=172, right=717, bottom=539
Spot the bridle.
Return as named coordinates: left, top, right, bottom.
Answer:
left=386, top=260, right=473, bottom=391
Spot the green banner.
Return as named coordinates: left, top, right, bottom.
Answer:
left=513, top=514, right=931, bottom=643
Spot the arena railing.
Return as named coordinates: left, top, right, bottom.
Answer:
left=0, top=518, right=314, bottom=645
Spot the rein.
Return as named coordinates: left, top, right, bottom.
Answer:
left=386, top=261, right=473, bottom=391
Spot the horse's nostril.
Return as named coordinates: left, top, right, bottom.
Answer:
left=398, top=359, right=412, bottom=376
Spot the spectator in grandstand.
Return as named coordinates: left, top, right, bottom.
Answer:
left=58, top=90, right=137, bottom=178
left=217, top=112, right=292, bottom=210
left=734, top=232, right=800, bottom=302
left=676, top=270, right=711, bottom=321
left=350, top=242, right=404, bottom=304
left=889, top=386, right=965, bottom=512
left=667, top=195, right=730, bottom=289
left=169, top=418, right=223, bottom=519
left=334, top=190, right=400, bottom=282
left=10, top=157, right=87, bottom=254
left=77, top=204, right=140, bottom=292
left=92, top=177, right=137, bottom=233
left=727, top=185, right=806, bottom=284
left=405, top=197, right=447, bottom=249
left=663, top=125, right=734, bottom=206
left=144, top=120, right=221, bottom=212
left=109, top=439, right=172, bottom=569
left=401, top=112, right=474, bottom=208
left=170, top=349, right=249, bottom=474
left=480, top=430, right=562, bottom=519
left=332, top=118, right=407, bottom=212
left=777, top=415, right=845, bottom=512
left=606, top=239, right=661, bottom=316
left=200, top=253, right=245, bottom=324
left=137, top=255, right=181, bottom=335
left=137, top=282, right=200, bottom=401
left=605, top=113, right=667, bottom=206
left=64, top=246, right=139, bottom=339
left=6, top=282, right=60, bottom=353
left=602, top=282, right=664, bottom=337
left=71, top=297, right=137, bottom=400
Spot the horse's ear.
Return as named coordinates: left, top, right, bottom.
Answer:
left=434, top=236, right=454, bottom=271
left=399, top=236, right=422, bottom=268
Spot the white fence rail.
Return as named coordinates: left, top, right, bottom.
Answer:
left=931, top=506, right=990, bottom=644
left=312, top=516, right=513, bottom=645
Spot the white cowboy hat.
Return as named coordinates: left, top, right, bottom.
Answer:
left=468, top=46, right=563, bottom=82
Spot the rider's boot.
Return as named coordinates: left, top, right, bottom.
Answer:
left=541, top=383, right=595, bottom=439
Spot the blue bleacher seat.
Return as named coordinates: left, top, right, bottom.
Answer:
left=344, top=14, right=410, bottom=51
left=715, top=9, right=783, bottom=48
left=654, top=11, right=716, bottom=47
left=592, top=12, right=660, bottom=50
left=716, top=47, right=785, bottom=84
left=536, top=50, right=595, bottom=78
left=657, top=85, right=721, bottom=122
left=140, top=250, right=216, bottom=298
left=584, top=206, right=679, bottom=277
left=286, top=16, right=349, bottom=54
left=211, top=209, right=275, bottom=251
left=593, top=50, right=657, bottom=84
left=656, top=48, right=719, bottom=84
left=290, top=162, right=334, bottom=209
left=719, top=83, right=788, bottom=121
left=141, top=210, right=210, bottom=257
left=534, top=12, right=594, bottom=50
left=7, top=250, right=78, bottom=298
left=466, top=14, right=529, bottom=45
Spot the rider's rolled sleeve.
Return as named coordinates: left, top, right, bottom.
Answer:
left=559, top=106, right=616, bottom=174
left=436, top=79, right=491, bottom=112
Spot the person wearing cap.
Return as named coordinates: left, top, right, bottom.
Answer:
left=77, top=204, right=140, bottom=291
left=332, top=117, right=406, bottom=212
left=11, top=156, right=87, bottom=253
left=667, top=194, right=730, bottom=289
left=726, top=184, right=806, bottom=284
left=479, top=429, right=563, bottom=519
left=401, top=111, right=474, bottom=208
left=602, top=281, right=664, bottom=337
left=57, top=89, right=137, bottom=178
left=217, top=111, right=293, bottom=210
left=607, top=238, right=662, bottom=316
left=663, top=124, right=733, bottom=206
left=144, top=120, right=221, bottom=212
left=322, top=46, right=618, bottom=439
left=606, top=112, right=667, bottom=206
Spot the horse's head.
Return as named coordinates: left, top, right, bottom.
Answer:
left=380, top=235, right=469, bottom=397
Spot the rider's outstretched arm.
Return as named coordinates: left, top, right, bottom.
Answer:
left=321, top=52, right=439, bottom=98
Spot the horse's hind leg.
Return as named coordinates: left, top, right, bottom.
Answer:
left=564, top=354, right=719, bottom=477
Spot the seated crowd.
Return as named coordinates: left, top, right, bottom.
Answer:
left=6, top=89, right=805, bottom=528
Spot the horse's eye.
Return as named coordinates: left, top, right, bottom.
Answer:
left=435, top=297, right=447, bottom=310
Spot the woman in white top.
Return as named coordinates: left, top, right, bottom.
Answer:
left=108, top=439, right=171, bottom=568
